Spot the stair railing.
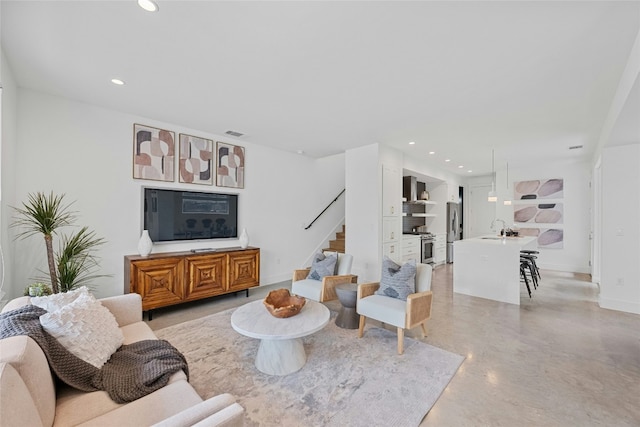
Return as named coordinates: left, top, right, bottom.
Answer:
left=304, top=189, right=345, bottom=230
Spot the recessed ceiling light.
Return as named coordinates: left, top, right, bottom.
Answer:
left=467, top=170, right=473, bottom=173
left=445, top=159, right=451, bottom=162
left=111, top=78, right=125, bottom=85
left=458, top=165, right=464, bottom=168
left=296, top=150, right=305, bottom=155
left=138, top=0, right=159, bottom=12
left=428, top=151, right=435, bottom=155
left=409, top=141, right=415, bottom=145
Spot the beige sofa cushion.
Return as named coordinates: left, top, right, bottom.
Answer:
left=120, top=321, right=158, bottom=344
left=0, top=335, right=56, bottom=426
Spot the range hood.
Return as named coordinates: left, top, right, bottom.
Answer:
left=402, top=176, right=430, bottom=203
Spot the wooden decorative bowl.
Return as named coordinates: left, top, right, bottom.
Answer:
left=263, top=289, right=306, bottom=318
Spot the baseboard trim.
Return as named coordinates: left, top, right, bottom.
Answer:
left=539, top=263, right=591, bottom=274
left=599, top=297, right=640, bottom=315
left=260, top=273, right=291, bottom=286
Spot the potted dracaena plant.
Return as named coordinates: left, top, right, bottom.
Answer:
left=11, top=191, right=107, bottom=293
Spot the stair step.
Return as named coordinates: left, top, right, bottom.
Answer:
left=328, top=239, right=345, bottom=252
left=323, top=247, right=345, bottom=254
left=336, top=231, right=345, bottom=239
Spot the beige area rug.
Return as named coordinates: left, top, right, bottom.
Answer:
left=155, top=308, right=464, bottom=427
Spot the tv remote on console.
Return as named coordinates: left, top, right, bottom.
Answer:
left=190, top=248, right=216, bottom=253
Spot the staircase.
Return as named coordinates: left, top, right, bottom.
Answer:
left=324, top=225, right=345, bottom=253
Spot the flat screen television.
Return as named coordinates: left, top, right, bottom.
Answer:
left=143, top=187, right=238, bottom=242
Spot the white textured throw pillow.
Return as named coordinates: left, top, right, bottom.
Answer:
left=31, top=286, right=90, bottom=313
left=39, top=292, right=124, bottom=368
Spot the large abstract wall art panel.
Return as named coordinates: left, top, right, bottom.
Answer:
left=514, top=178, right=563, bottom=200
left=133, top=124, right=175, bottom=182
left=179, top=134, right=213, bottom=185
left=518, top=228, right=564, bottom=249
left=514, top=203, right=563, bottom=224
left=216, top=142, right=245, bottom=189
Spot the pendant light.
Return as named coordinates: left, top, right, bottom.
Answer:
left=504, top=162, right=512, bottom=205
left=488, top=149, right=497, bottom=202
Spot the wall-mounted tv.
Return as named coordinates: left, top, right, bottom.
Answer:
left=143, top=187, right=238, bottom=243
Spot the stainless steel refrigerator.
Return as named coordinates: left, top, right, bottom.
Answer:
left=446, top=202, right=461, bottom=263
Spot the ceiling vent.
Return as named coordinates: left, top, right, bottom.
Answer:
left=569, top=145, right=583, bottom=150
left=225, top=130, right=244, bottom=138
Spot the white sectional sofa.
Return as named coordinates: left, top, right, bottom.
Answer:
left=0, top=293, right=244, bottom=427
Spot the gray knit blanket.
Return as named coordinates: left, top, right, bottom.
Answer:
left=0, top=304, right=188, bottom=404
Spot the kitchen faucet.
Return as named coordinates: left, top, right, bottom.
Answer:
left=491, top=219, right=507, bottom=235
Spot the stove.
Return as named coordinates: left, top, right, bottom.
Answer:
left=403, top=232, right=435, bottom=263
left=421, top=235, right=434, bottom=264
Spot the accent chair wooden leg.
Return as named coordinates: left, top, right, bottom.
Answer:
left=358, top=315, right=366, bottom=338
left=397, top=328, right=404, bottom=355
left=420, top=322, right=428, bottom=337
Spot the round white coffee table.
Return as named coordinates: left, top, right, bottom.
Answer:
left=230, top=299, right=330, bottom=375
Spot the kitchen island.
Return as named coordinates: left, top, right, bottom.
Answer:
left=453, top=235, right=537, bottom=305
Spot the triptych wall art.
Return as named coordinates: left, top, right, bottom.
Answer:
left=216, top=142, right=245, bottom=188
left=179, top=134, right=214, bottom=185
left=133, top=124, right=245, bottom=189
left=133, top=124, right=176, bottom=182
left=512, top=178, right=564, bottom=249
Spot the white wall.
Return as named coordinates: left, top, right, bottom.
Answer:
left=464, top=175, right=496, bottom=238
left=6, top=88, right=346, bottom=300
left=1, top=48, right=18, bottom=304
left=599, top=144, right=640, bottom=314
left=493, top=159, right=592, bottom=273
left=345, top=143, right=380, bottom=282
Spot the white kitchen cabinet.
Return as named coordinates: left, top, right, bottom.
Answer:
left=402, top=235, right=420, bottom=263
left=382, top=163, right=402, bottom=261
left=434, top=233, right=446, bottom=264
left=383, top=242, right=402, bottom=263
left=382, top=165, right=402, bottom=217
left=382, top=217, right=401, bottom=243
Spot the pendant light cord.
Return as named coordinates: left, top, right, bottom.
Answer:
left=492, top=149, right=495, bottom=191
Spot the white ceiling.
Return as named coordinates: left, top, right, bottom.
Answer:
left=2, top=1, right=639, bottom=176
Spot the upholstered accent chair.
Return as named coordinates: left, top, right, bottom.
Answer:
left=291, top=252, right=357, bottom=302
left=357, top=263, right=433, bottom=354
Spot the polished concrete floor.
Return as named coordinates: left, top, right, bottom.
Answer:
left=147, top=265, right=640, bottom=426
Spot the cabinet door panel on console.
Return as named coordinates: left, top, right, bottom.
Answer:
left=228, top=249, right=260, bottom=291
left=129, top=257, right=184, bottom=311
left=185, top=253, right=227, bottom=300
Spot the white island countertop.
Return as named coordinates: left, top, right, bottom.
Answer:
left=459, top=235, right=537, bottom=247
left=453, top=235, right=537, bottom=305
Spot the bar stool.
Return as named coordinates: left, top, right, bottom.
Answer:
left=520, top=261, right=532, bottom=298
left=520, top=250, right=541, bottom=280
left=520, top=256, right=538, bottom=289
